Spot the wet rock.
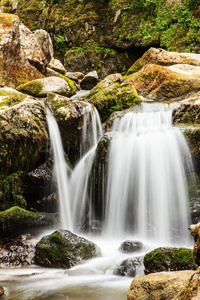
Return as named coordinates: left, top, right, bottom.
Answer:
left=34, top=29, right=54, bottom=64
left=129, top=64, right=200, bottom=101
left=16, top=76, right=72, bottom=97
left=80, top=70, right=99, bottom=90
left=127, top=270, right=194, bottom=300
left=0, top=13, right=44, bottom=88
left=19, top=23, right=46, bottom=73
left=143, top=247, right=197, bottom=275
left=35, top=229, right=99, bottom=268
left=86, top=73, right=141, bottom=122
left=114, top=257, right=143, bottom=277
left=0, top=206, right=57, bottom=237
left=127, top=47, right=200, bottom=75
left=119, top=240, right=143, bottom=253
left=0, top=233, right=36, bottom=267
left=172, top=267, right=200, bottom=300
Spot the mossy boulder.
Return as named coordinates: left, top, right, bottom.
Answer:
left=85, top=73, right=141, bottom=122
left=16, top=76, right=74, bottom=97
left=0, top=13, right=44, bottom=88
left=0, top=206, right=57, bottom=237
left=129, top=64, right=200, bottom=100
left=0, top=91, right=48, bottom=176
left=127, top=48, right=200, bottom=75
left=143, top=247, right=197, bottom=275
left=35, top=229, right=99, bottom=268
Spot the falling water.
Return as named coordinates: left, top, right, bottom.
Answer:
left=70, top=102, right=103, bottom=229
left=46, top=107, right=73, bottom=231
left=104, top=103, right=193, bottom=244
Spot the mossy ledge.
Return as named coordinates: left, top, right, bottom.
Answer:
left=16, top=80, right=43, bottom=96
left=0, top=206, right=57, bottom=237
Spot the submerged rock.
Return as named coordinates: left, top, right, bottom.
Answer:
left=86, top=73, right=141, bottom=122
left=0, top=13, right=44, bottom=88
left=143, top=247, right=197, bottom=274
left=129, top=64, right=200, bottom=101
left=114, top=257, right=143, bottom=277
left=35, top=229, right=99, bottom=268
left=0, top=206, right=57, bottom=237
left=127, top=47, right=200, bottom=75
left=119, top=240, right=143, bottom=253
left=127, top=270, right=194, bottom=300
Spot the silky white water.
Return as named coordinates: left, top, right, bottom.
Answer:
left=46, top=107, right=73, bottom=231
left=105, top=103, right=193, bottom=244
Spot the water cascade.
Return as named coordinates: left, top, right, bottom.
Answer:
left=46, top=107, right=73, bottom=231
left=104, top=103, right=193, bottom=244
left=70, top=102, right=103, bottom=229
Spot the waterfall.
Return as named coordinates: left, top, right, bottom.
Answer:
left=104, top=103, right=193, bottom=244
left=70, top=103, right=103, bottom=229
left=46, top=107, right=73, bottom=231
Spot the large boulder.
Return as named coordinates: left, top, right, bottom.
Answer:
left=35, top=229, right=99, bottom=268
left=129, top=64, right=200, bottom=100
left=127, top=270, right=194, bottom=300
left=16, top=76, right=74, bottom=97
left=85, top=73, right=141, bottom=122
left=0, top=206, right=57, bottom=237
left=0, top=13, right=44, bottom=88
left=0, top=89, right=48, bottom=176
left=172, top=267, right=200, bottom=300
left=127, top=48, right=200, bottom=75
left=143, top=247, right=197, bottom=275
left=189, top=222, right=200, bottom=266
left=19, top=23, right=46, bottom=73
left=34, top=29, right=54, bottom=64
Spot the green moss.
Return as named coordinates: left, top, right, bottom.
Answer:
left=16, top=80, right=43, bottom=96
left=0, top=206, right=56, bottom=236
left=0, top=90, right=26, bottom=107
left=144, top=247, right=197, bottom=274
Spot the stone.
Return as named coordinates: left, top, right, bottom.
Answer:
left=189, top=222, right=200, bottom=266
left=172, top=267, right=200, bottom=300
left=143, top=247, right=197, bottom=275
left=34, top=29, right=54, bottom=64
left=65, top=72, right=84, bottom=83
left=127, top=270, right=194, bottom=300
left=0, top=206, right=57, bottom=237
left=0, top=13, right=44, bottom=88
left=0, top=89, right=48, bottom=175
left=19, top=23, right=46, bottom=73
left=119, top=240, right=143, bottom=253
left=80, top=70, right=99, bottom=90
left=114, top=257, right=143, bottom=277
left=85, top=73, right=141, bottom=122
left=35, top=229, right=99, bottom=268
left=48, top=57, right=66, bottom=75
left=0, top=233, right=36, bottom=267
left=127, top=47, right=200, bottom=75
left=0, top=284, right=4, bottom=296
left=16, top=76, right=72, bottom=97
left=129, top=64, right=200, bottom=101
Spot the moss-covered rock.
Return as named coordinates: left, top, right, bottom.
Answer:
left=129, top=64, right=200, bottom=100
left=143, top=247, right=197, bottom=275
left=0, top=206, right=57, bottom=237
left=0, top=92, right=48, bottom=176
left=85, top=73, right=141, bottom=122
left=35, top=229, right=99, bottom=268
left=127, top=48, right=200, bottom=75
